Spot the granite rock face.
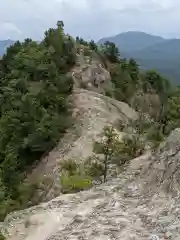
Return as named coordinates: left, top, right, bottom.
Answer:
left=2, top=129, right=180, bottom=240
left=72, top=49, right=112, bottom=94
left=145, top=128, right=180, bottom=195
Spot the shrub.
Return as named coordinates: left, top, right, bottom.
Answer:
left=111, top=135, right=145, bottom=167
left=60, top=158, right=104, bottom=193
left=0, top=232, right=5, bottom=240
left=16, top=182, right=39, bottom=206
left=0, top=199, right=20, bottom=221
left=146, top=125, right=164, bottom=148
left=60, top=159, right=78, bottom=176
left=104, top=86, right=114, bottom=98
left=122, top=135, right=145, bottom=158
left=0, top=180, right=40, bottom=221
left=60, top=159, right=92, bottom=193
left=84, top=157, right=104, bottom=179
left=93, top=126, right=146, bottom=182
left=60, top=173, right=92, bottom=194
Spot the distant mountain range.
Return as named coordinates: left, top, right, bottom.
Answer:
left=98, top=31, right=180, bottom=84
left=0, top=40, right=15, bottom=56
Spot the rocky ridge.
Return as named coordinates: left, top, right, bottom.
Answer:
left=2, top=129, right=180, bottom=239
left=2, top=46, right=180, bottom=240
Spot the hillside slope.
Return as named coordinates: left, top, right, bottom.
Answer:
left=131, top=39, right=180, bottom=59
left=2, top=129, right=180, bottom=240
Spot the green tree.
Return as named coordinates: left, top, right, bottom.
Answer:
left=128, top=58, right=139, bottom=85
left=43, top=21, right=76, bottom=72
left=142, top=70, right=170, bottom=95
left=0, top=231, right=5, bottom=240
left=101, top=126, right=117, bottom=182
left=89, top=40, right=98, bottom=51
left=101, top=41, right=120, bottom=63
left=142, top=70, right=171, bottom=134
left=110, top=63, right=135, bottom=103
left=0, top=20, right=74, bottom=198
left=76, top=37, right=89, bottom=46
left=163, top=86, right=180, bottom=134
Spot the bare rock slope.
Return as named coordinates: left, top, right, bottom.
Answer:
left=72, top=48, right=113, bottom=94
left=2, top=129, right=180, bottom=240
left=26, top=88, right=138, bottom=201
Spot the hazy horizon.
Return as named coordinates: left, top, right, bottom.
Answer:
left=1, top=30, right=180, bottom=42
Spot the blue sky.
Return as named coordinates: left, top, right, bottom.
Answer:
left=0, top=0, right=180, bottom=40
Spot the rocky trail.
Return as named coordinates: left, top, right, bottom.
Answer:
left=3, top=129, right=180, bottom=240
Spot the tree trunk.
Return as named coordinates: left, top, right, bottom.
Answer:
left=103, top=154, right=108, bottom=183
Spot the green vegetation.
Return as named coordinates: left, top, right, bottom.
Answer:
left=1, top=21, right=180, bottom=222
left=100, top=41, right=120, bottom=63
left=60, top=173, right=92, bottom=194
left=84, top=157, right=104, bottom=180
left=100, top=126, right=119, bottom=182
left=93, top=126, right=146, bottom=182
left=60, top=158, right=104, bottom=193
left=0, top=232, right=5, bottom=240
left=60, top=159, right=91, bottom=193
left=102, top=42, right=178, bottom=142
left=0, top=21, right=75, bottom=220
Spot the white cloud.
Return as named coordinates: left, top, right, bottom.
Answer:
left=0, top=0, right=180, bottom=40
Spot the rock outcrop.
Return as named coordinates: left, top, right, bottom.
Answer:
left=144, top=128, right=180, bottom=196
left=2, top=129, right=180, bottom=240
left=72, top=49, right=113, bottom=94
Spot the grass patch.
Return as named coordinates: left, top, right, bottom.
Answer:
left=0, top=232, right=5, bottom=240
left=60, top=173, right=92, bottom=194
left=60, top=158, right=105, bottom=193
